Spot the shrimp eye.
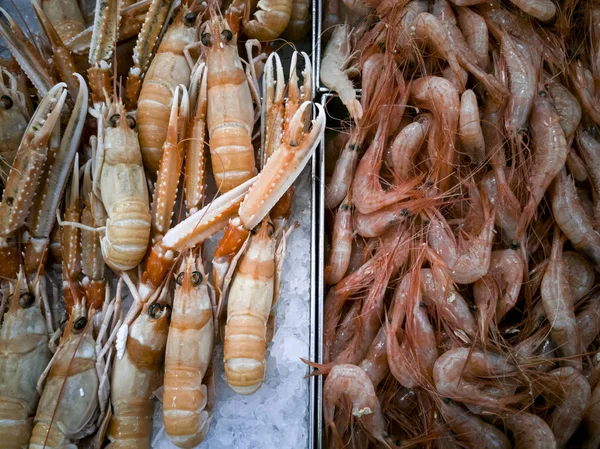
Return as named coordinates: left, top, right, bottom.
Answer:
left=1, top=95, right=13, bottom=109
left=511, top=241, right=519, bottom=249
left=267, top=222, right=275, bottom=237
left=109, top=114, right=120, bottom=127
left=469, top=304, right=477, bottom=312
left=201, top=32, right=213, bottom=46
left=538, top=90, right=547, bottom=97
left=148, top=302, right=162, bottom=318
left=408, top=61, right=415, bottom=69
left=443, top=397, right=451, bottom=404
left=419, top=301, right=426, bottom=308
left=395, top=440, right=402, bottom=447
left=126, top=115, right=136, bottom=129
left=73, top=316, right=87, bottom=331
left=19, top=292, right=34, bottom=308
left=423, top=219, right=430, bottom=226
left=341, top=203, right=349, bottom=211
left=425, top=181, right=434, bottom=188
left=401, top=208, right=409, bottom=217
left=176, top=272, right=185, bottom=285
left=191, top=271, right=202, bottom=285
left=221, top=29, right=233, bottom=42
left=184, top=11, right=197, bottom=25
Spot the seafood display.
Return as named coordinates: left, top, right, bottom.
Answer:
left=318, top=0, right=600, bottom=447
left=0, top=0, right=318, bottom=447
left=7, top=0, right=600, bottom=445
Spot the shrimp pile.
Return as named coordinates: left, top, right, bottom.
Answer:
left=0, top=0, right=323, bottom=446
left=318, top=0, right=600, bottom=447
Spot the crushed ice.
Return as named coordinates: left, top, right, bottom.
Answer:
left=151, top=168, right=313, bottom=449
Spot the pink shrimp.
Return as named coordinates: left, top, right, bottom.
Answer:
left=544, top=366, right=591, bottom=448
left=395, top=0, right=428, bottom=64
left=508, top=0, right=556, bottom=22
left=354, top=206, right=409, bottom=239
left=389, top=114, right=431, bottom=180
left=323, top=257, right=376, bottom=362
left=329, top=232, right=409, bottom=371
left=331, top=300, right=360, bottom=361
left=504, top=412, right=557, bottom=449
left=320, top=24, right=362, bottom=122
left=480, top=170, right=520, bottom=247
left=325, top=128, right=365, bottom=209
left=497, top=29, right=537, bottom=137
left=552, top=169, right=600, bottom=271
left=352, top=114, right=422, bottom=215
left=323, top=364, right=393, bottom=448
left=575, top=127, right=600, bottom=219
left=567, top=149, right=588, bottom=183
left=432, top=0, right=456, bottom=23
left=458, top=89, right=485, bottom=163
left=482, top=51, right=507, bottom=167
left=455, top=6, right=489, bottom=70
left=413, top=13, right=507, bottom=102
left=576, top=292, right=600, bottom=350
left=473, top=249, right=524, bottom=339
left=478, top=3, right=565, bottom=68
left=570, top=59, right=600, bottom=127
left=427, top=195, right=495, bottom=284
left=387, top=268, right=437, bottom=389
left=545, top=77, right=581, bottom=145
left=442, top=67, right=469, bottom=100
left=325, top=193, right=354, bottom=285
left=358, top=326, right=388, bottom=387
left=346, top=238, right=366, bottom=274
left=563, top=251, right=595, bottom=301
left=541, top=229, right=582, bottom=370
left=433, top=347, right=521, bottom=415
left=322, top=230, right=408, bottom=363
left=514, top=325, right=555, bottom=363
left=440, top=399, right=511, bottom=449
left=385, top=275, right=411, bottom=387
left=579, top=187, right=596, bottom=218
left=421, top=253, right=477, bottom=337
left=354, top=197, right=437, bottom=238
left=411, top=76, right=460, bottom=193
left=517, top=88, right=568, bottom=240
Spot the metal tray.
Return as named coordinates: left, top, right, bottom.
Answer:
left=312, top=0, right=325, bottom=93
left=309, top=114, right=323, bottom=449
left=312, top=93, right=355, bottom=449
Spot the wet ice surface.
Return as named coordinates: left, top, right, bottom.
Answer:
left=151, top=167, right=313, bottom=449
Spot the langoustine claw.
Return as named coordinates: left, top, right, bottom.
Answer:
left=238, top=101, right=325, bottom=230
